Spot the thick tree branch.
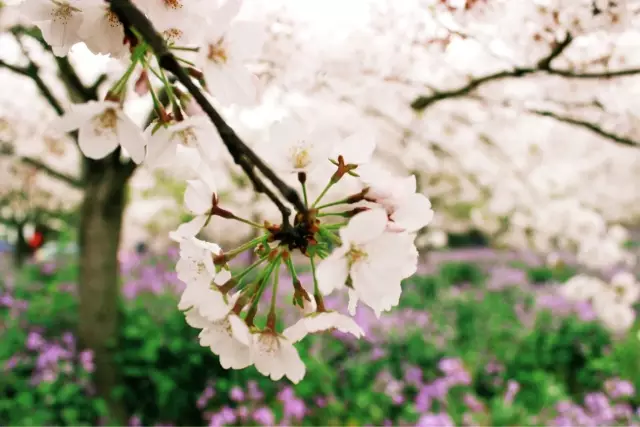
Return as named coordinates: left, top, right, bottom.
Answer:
left=528, top=109, right=639, bottom=148
left=411, top=34, right=640, bottom=112
left=108, top=0, right=305, bottom=222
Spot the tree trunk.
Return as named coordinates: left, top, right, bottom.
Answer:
left=13, top=223, right=28, bottom=268
left=77, top=155, right=133, bottom=424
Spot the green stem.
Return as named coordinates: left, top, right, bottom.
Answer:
left=309, top=255, right=320, bottom=296
left=234, top=254, right=269, bottom=284
left=175, top=56, right=196, bottom=67
left=157, top=65, right=180, bottom=115
left=111, top=42, right=147, bottom=94
left=316, top=198, right=350, bottom=210
left=311, top=180, right=335, bottom=208
left=285, top=257, right=298, bottom=280
left=269, top=258, right=281, bottom=314
left=170, top=46, right=201, bottom=52
left=309, top=255, right=326, bottom=311
left=224, top=235, right=266, bottom=261
left=231, top=215, right=265, bottom=229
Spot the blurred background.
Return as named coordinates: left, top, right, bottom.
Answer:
left=1, top=0, right=640, bottom=425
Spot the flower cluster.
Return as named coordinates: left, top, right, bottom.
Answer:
left=20, top=0, right=434, bottom=382
left=560, top=271, right=640, bottom=333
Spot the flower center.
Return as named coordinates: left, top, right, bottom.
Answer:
left=106, top=10, right=120, bottom=27
left=346, top=245, right=367, bottom=267
left=51, top=0, right=80, bottom=23
left=207, top=39, right=228, bottom=64
left=174, top=127, right=198, bottom=147
left=163, top=0, right=183, bottom=10
left=290, top=145, right=311, bottom=169
left=91, top=108, right=118, bottom=136
left=163, top=28, right=184, bottom=44
left=257, top=332, right=280, bottom=356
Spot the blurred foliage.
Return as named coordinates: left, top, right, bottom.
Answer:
left=0, top=256, right=638, bottom=426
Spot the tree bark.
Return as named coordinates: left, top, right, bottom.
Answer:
left=77, top=154, right=134, bottom=424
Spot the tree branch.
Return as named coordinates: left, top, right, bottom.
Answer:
left=527, top=109, right=639, bottom=148
left=0, top=143, right=82, bottom=187
left=108, top=0, right=305, bottom=222
left=0, top=57, right=64, bottom=115
left=410, top=34, right=640, bottom=112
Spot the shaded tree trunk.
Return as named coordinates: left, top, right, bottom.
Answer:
left=77, top=153, right=134, bottom=424
left=13, top=224, right=28, bottom=268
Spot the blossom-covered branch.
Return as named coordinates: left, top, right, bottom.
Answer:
left=528, top=109, right=640, bottom=148
left=108, top=0, right=305, bottom=221
left=410, top=32, right=640, bottom=112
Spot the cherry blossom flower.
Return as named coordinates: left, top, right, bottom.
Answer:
left=175, top=236, right=220, bottom=287
left=139, top=0, right=216, bottom=45
left=608, top=271, right=640, bottom=306
left=198, top=310, right=253, bottom=370
left=251, top=331, right=305, bottom=383
left=196, top=5, right=265, bottom=106
left=20, top=0, right=84, bottom=56
left=78, top=1, right=128, bottom=58
left=283, top=310, right=365, bottom=343
left=169, top=163, right=218, bottom=240
left=593, top=295, right=636, bottom=334
left=331, top=128, right=377, bottom=166
left=560, top=274, right=607, bottom=303
left=145, top=116, right=221, bottom=170
left=359, top=165, right=434, bottom=233
left=316, top=209, right=416, bottom=316
left=261, top=116, right=337, bottom=175
left=54, top=100, right=146, bottom=163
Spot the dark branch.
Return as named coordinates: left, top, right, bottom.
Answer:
left=0, top=57, right=64, bottom=115
left=0, top=143, right=82, bottom=187
left=108, top=0, right=305, bottom=222
left=410, top=33, right=640, bottom=112
left=528, top=109, right=639, bottom=148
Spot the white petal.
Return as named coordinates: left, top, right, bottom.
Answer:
left=391, top=193, right=434, bottom=233
left=54, top=101, right=109, bottom=133
left=334, top=129, right=376, bottom=165
left=205, top=62, right=259, bottom=107
left=226, top=21, right=265, bottom=62
left=347, top=289, right=359, bottom=316
left=77, top=122, right=119, bottom=159
left=116, top=114, right=147, bottom=164
left=316, top=251, right=349, bottom=295
left=228, top=314, right=251, bottom=346
left=213, top=268, right=232, bottom=286
left=282, top=319, right=308, bottom=343
left=341, top=208, right=388, bottom=245
left=145, top=127, right=178, bottom=169
left=184, top=180, right=213, bottom=215
left=279, top=339, right=306, bottom=383
left=169, top=215, right=207, bottom=241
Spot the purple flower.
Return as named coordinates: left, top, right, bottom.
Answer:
left=197, top=385, right=215, bottom=409
left=128, top=415, right=142, bottom=427
left=247, top=380, right=264, bottom=400
left=252, top=407, right=275, bottom=426
left=605, top=378, right=635, bottom=399
left=504, top=380, right=520, bottom=405
left=26, top=331, right=45, bottom=350
left=229, top=386, right=245, bottom=402
left=464, top=393, right=485, bottom=413
left=417, top=413, right=454, bottom=427
left=79, top=350, right=95, bottom=373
